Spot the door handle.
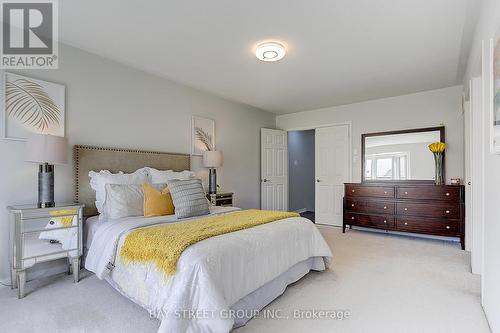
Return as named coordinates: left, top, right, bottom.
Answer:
left=262, top=179, right=270, bottom=183
left=468, top=181, right=471, bottom=185
left=316, top=179, right=321, bottom=183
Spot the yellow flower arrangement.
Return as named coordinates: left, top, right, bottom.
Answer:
left=428, top=142, right=446, bottom=153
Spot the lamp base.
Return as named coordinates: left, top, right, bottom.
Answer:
left=208, top=169, right=217, bottom=194
left=38, top=163, right=55, bottom=208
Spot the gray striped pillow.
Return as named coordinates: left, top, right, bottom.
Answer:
left=167, top=179, right=210, bottom=218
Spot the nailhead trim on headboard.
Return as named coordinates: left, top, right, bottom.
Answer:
left=73, top=145, right=191, bottom=216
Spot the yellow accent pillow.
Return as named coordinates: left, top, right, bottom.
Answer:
left=143, top=183, right=175, bottom=217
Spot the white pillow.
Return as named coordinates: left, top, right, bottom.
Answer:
left=88, top=169, right=149, bottom=214
left=146, top=167, right=195, bottom=183
left=102, top=183, right=167, bottom=220
left=102, top=184, right=144, bottom=220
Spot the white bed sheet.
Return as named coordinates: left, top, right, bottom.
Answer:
left=85, top=208, right=332, bottom=333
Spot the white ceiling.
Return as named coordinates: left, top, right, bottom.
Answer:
left=60, top=0, right=476, bottom=114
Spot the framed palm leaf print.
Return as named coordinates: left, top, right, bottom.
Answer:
left=191, top=116, right=215, bottom=156
left=2, top=72, right=65, bottom=140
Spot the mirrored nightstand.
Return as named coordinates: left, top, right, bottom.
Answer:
left=7, top=203, right=84, bottom=298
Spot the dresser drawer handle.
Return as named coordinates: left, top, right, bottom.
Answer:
left=404, top=222, right=408, bottom=226
left=445, top=210, right=450, bottom=214
left=446, top=225, right=450, bottom=230
left=404, top=208, right=408, bottom=211
left=383, top=206, right=387, bottom=209
left=351, top=216, right=355, bottom=220
left=446, top=192, right=450, bottom=196
left=384, top=191, right=388, bottom=194
left=383, top=220, right=387, bottom=224
left=351, top=203, right=355, bottom=207
left=404, top=191, right=408, bottom=195
left=352, top=189, right=355, bottom=193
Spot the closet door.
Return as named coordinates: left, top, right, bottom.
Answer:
left=315, top=125, right=350, bottom=226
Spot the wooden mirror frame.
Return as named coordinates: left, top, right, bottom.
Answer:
left=361, top=126, right=445, bottom=184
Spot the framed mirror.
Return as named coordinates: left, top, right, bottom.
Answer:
left=362, top=126, right=445, bottom=183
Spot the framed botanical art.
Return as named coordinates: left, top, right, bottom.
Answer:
left=490, top=26, right=500, bottom=154
left=2, top=72, right=65, bottom=140
left=191, top=116, right=215, bottom=156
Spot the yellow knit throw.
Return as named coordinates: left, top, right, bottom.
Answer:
left=120, top=209, right=299, bottom=277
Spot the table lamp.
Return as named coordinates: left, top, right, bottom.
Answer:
left=203, top=150, right=223, bottom=194
left=25, top=133, right=68, bottom=208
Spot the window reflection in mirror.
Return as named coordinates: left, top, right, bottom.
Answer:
left=363, top=130, right=441, bottom=181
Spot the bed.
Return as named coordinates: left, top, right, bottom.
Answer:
left=75, top=145, right=332, bottom=333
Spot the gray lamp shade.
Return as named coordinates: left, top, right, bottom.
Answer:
left=203, top=150, right=223, bottom=168
left=25, top=133, right=68, bottom=164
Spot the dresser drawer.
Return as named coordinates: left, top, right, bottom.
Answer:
left=346, top=199, right=394, bottom=215
left=396, top=202, right=460, bottom=219
left=396, top=186, right=461, bottom=202
left=345, top=213, right=395, bottom=229
left=346, top=185, right=394, bottom=198
left=396, top=217, right=459, bottom=236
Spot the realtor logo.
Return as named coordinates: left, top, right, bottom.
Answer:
left=1, top=0, right=58, bottom=68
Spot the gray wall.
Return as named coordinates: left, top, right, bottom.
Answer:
left=0, top=44, right=275, bottom=282
left=288, top=130, right=315, bottom=212
left=277, top=86, right=464, bottom=183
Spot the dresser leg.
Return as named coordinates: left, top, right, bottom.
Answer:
left=10, top=268, right=17, bottom=289
left=460, top=236, right=465, bottom=250
left=17, top=270, right=26, bottom=299
left=72, top=258, right=80, bottom=283
left=343, top=224, right=346, bottom=233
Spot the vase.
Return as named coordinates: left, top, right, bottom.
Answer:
left=433, top=153, right=443, bottom=185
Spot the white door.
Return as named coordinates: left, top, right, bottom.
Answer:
left=464, top=100, right=472, bottom=252
left=315, top=125, right=350, bottom=226
left=470, top=76, right=485, bottom=275
left=261, top=128, right=288, bottom=211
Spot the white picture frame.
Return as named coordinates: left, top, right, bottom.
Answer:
left=2, top=72, right=65, bottom=141
left=489, top=27, right=500, bottom=154
left=191, top=116, right=215, bottom=156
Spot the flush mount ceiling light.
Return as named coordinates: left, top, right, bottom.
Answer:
left=255, top=41, right=286, bottom=62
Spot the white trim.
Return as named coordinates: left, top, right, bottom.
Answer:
left=488, top=38, right=500, bottom=154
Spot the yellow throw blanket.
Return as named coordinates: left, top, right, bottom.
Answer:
left=120, top=209, right=300, bottom=277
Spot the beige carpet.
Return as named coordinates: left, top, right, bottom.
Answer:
left=0, top=227, right=490, bottom=333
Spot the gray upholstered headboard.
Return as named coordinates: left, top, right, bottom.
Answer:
left=74, top=145, right=191, bottom=216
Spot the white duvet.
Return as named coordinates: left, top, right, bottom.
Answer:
left=85, top=207, right=332, bottom=333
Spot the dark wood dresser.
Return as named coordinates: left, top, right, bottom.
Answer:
left=343, top=183, right=465, bottom=249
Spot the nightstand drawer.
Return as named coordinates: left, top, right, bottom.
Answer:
left=20, top=232, right=78, bottom=268
left=20, top=214, right=79, bottom=233
left=207, top=192, right=234, bottom=207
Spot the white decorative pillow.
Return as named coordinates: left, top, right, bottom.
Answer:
left=167, top=179, right=210, bottom=219
left=102, top=183, right=167, bottom=220
left=88, top=169, right=149, bottom=214
left=147, top=167, right=195, bottom=184
left=102, top=184, right=143, bottom=220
